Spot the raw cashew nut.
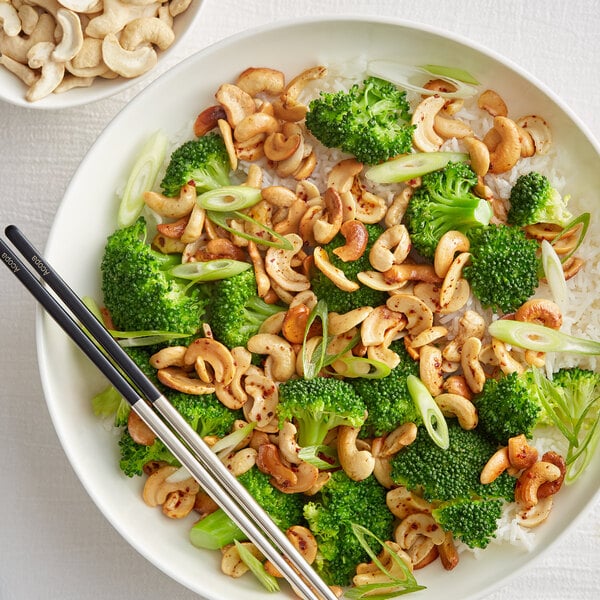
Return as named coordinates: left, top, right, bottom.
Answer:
left=120, top=17, right=175, bottom=51
left=337, top=425, right=375, bottom=481
left=246, top=333, right=296, bottom=381
left=102, top=32, right=157, bottom=78
left=53, top=8, right=84, bottom=62
left=411, top=95, right=446, bottom=152
left=26, top=41, right=66, bottom=102
left=0, top=2, right=21, bottom=36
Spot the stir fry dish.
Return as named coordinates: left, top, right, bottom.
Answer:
left=90, top=61, right=600, bottom=598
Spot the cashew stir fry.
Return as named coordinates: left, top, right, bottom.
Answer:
left=96, top=63, right=596, bottom=596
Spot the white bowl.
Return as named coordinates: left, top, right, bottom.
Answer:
left=0, top=0, right=204, bottom=109
left=38, top=16, right=600, bottom=600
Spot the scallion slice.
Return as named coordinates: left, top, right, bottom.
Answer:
left=407, top=374, right=449, bottom=449
left=169, top=259, right=251, bottom=282
left=197, top=185, right=261, bottom=212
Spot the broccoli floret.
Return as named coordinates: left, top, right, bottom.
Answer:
left=169, top=392, right=241, bottom=438
left=551, top=367, right=600, bottom=482
left=463, top=224, right=540, bottom=313
left=118, top=430, right=179, bottom=477
left=305, top=76, right=414, bottom=165
left=160, top=133, right=231, bottom=197
left=277, top=376, right=367, bottom=448
left=390, top=421, right=515, bottom=503
left=351, top=340, right=421, bottom=437
left=303, top=471, right=395, bottom=586
left=474, top=369, right=548, bottom=445
left=310, top=223, right=387, bottom=313
left=101, top=218, right=207, bottom=335
left=189, top=467, right=307, bottom=549
left=205, top=269, right=285, bottom=349
left=432, top=497, right=503, bottom=549
left=404, top=161, right=493, bottom=258
left=508, top=171, right=572, bottom=227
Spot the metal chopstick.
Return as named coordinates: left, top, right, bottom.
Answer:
left=1, top=226, right=337, bottom=600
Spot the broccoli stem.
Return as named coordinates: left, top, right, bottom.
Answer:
left=189, top=509, right=245, bottom=550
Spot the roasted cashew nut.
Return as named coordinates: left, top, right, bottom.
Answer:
left=516, top=115, right=552, bottom=155
left=144, top=183, right=196, bottom=218
left=507, top=434, right=539, bottom=470
left=142, top=464, right=200, bottom=509
left=385, top=486, right=432, bottom=520
left=434, top=393, right=478, bottom=430
left=460, top=336, right=486, bottom=393
left=215, top=83, right=256, bottom=127
left=386, top=293, right=434, bottom=336
left=246, top=333, right=296, bottom=382
left=337, top=425, right=375, bottom=481
left=434, top=230, right=470, bottom=278
left=514, top=461, right=562, bottom=508
left=419, top=344, right=444, bottom=397
left=394, top=513, right=446, bottom=549
left=463, top=136, right=491, bottom=177
left=480, top=446, right=511, bottom=484
left=360, top=305, right=407, bottom=347
left=333, top=219, right=369, bottom=262
left=183, top=337, right=236, bottom=386
left=411, top=95, right=446, bottom=152
left=313, top=246, right=360, bottom=292
left=515, top=298, right=563, bottom=330
left=488, top=116, right=521, bottom=174
left=265, top=233, right=310, bottom=292
left=235, top=66, right=285, bottom=97
left=265, top=525, right=318, bottom=577
left=313, top=187, right=344, bottom=244
left=369, top=224, right=411, bottom=272
left=477, top=89, right=508, bottom=117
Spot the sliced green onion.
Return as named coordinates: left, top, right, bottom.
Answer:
left=407, top=375, right=449, bottom=449
left=365, top=151, right=469, bottom=184
left=367, top=60, right=479, bottom=99
left=91, top=385, right=122, bottom=418
left=197, top=185, right=261, bottom=212
left=541, top=239, right=569, bottom=312
left=117, top=130, right=168, bottom=228
left=210, top=421, right=256, bottom=458
left=488, top=320, right=600, bottom=355
left=421, top=64, right=480, bottom=85
left=332, top=356, right=392, bottom=379
left=565, top=412, right=600, bottom=484
left=302, top=300, right=329, bottom=380
left=207, top=210, right=294, bottom=250
left=551, top=211, right=590, bottom=263
left=233, top=540, right=280, bottom=593
left=170, top=259, right=251, bottom=282
left=347, top=524, right=424, bottom=599
left=298, top=445, right=340, bottom=469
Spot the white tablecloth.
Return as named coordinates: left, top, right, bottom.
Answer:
left=1, top=1, right=599, bottom=598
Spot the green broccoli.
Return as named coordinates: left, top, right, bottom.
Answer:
left=101, top=217, right=207, bottom=335
left=463, top=224, right=540, bottom=313
left=474, top=369, right=547, bottom=445
left=118, top=431, right=179, bottom=477
left=277, top=376, right=367, bottom=448
left=204, top=269, right=285, bottom=349
left=508, top=171, right=572, bottom=227
left=310, top=223, right=388, bottom=314
left=351, top=340, right=421, bottom=437
left=551, top=367, right=600, bottom=483
left=432, top=497, right=504, bottom=549
left=303, top=470, right=395, bottom=586
left=390, top=421, right=515, bottom=503
left=404, top=161, right=493, bottom=258
left=160, top=133, right=231, bottom=197
left=169, top=392, right=242, bottom=438
left=189, top=467, right=307, bottom=550
left=305, top=76, right=414, bottom=165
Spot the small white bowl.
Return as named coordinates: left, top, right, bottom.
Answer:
left=0, top=0, right=204, bottom=109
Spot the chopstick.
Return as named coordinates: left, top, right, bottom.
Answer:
left=0, top=225, right=338, bottom=600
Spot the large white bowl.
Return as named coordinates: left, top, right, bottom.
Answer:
left=0, top=0, right=204, bottom=109
left=38, top=16, right=600, bottom=600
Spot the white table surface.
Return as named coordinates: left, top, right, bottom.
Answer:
left=1, top=1, right=599, bottom=598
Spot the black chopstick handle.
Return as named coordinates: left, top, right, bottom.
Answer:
left=4, top=225, right=161, bottom=403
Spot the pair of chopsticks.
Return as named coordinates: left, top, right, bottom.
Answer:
left=0, top=225, right=337, bottom=600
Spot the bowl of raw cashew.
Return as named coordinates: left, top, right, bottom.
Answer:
left=0, top=0, right=203, bottom=108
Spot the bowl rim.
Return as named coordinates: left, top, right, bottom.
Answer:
left=36, top=13, right=600, bottom=600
